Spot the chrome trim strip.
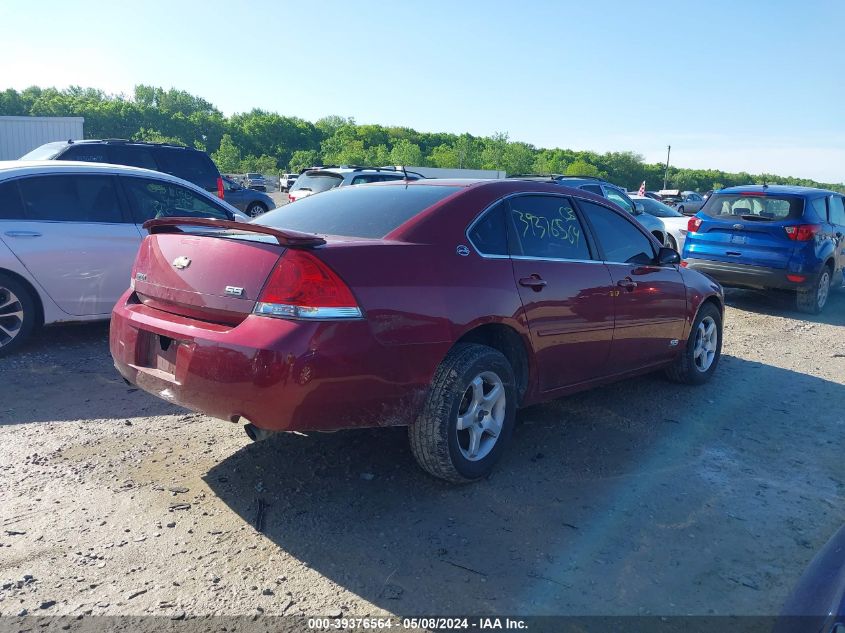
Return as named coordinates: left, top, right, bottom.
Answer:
left=254, top=303, right=363, bottom=320
left=510, top=256, right=603, bottom=265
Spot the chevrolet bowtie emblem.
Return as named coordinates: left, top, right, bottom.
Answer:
left=172, top=256, right=191, bottom=269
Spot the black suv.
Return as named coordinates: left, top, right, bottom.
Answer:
left=20, top=140, right=224, bottom=199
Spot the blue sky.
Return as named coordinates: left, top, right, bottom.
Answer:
left=2, top=0, right=843, bottom=183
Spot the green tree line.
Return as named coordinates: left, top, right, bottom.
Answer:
left=2, top=85, right=842, bottom=193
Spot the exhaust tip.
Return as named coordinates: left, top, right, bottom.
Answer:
left=244, top=423, right=275, bottom=443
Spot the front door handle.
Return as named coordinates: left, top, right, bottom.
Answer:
left=519, top=275, right=547, bottom=291
left=4, top=231, right=42, bottom=238
left=617, top=278, right=638, bottom=292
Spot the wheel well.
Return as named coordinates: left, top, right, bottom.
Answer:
left=700, top=294, right=723, bottom=318
left=0, top=268, right=44, bottom=327
left=456, top=324, right=530, bottom=404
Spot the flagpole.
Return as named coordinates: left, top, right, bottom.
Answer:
left=663, top=145, right=671, bottom=190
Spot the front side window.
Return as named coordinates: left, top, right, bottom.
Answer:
left=122, top=177, right=231, bottom=223
left=350, top=175, right=378, bottom=185
left=507, top=195, right=591, bottom=260
left=580, top=200, right=654, bottom=265
left=17, top=175, right=124, bottom=223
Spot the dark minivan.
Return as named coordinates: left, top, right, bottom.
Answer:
left=21, top=140, right=225, bottom=199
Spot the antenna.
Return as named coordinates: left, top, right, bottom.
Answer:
left=400, top=165, right=408, bottom=180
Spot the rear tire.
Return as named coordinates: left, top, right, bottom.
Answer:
left=409, top=343, right=517, bottom=483
left=246, top=202, right=267, bottom=217
left=796, top=266, right=831, bottom=314
left=0, top=273, right=38, bottom=357
left=665, top=302, right=722, bottom=385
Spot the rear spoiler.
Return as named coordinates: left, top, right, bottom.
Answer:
left=143, top=218, right=326, bottom=248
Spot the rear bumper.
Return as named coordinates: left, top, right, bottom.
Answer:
left=110, top=292, right=436, bottom=432
left=683, top=258, right=812, bottom=291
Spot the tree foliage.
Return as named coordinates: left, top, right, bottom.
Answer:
left=2, top=85, right=841, bottom=192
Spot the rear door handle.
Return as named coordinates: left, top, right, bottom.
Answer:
left=4, top=231, right=42, bottom=238
left=519, top=275, right=547, bottom=291
left=617, top=278, right=638, bottom=291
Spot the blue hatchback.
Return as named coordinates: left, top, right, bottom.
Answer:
left=682, top=185, right=845, bottom=313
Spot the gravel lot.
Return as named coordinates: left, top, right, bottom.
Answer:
left=0, top=289, right=843, bottom=618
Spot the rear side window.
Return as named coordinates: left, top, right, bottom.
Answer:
left=829, top=196, right=845, bottom=225
left=110, top=145, right=158, bottom=170
left=508, top=195, right=590, bottom=260
left=257, top=184, right=462, bottom=238
left=152, top=147, right=218, bottom=191
left=122, top=177, right=231, bottom=223
left=17, top=175, right=124, bottom=223
left=702, top=194, right=804, bottom=221
left=580, top=200, right=654, bottom=265
left=468, top=202, right=508, bottom=256
left=59, top=145, right=110, bottom=163
left=0, top=181, right=25, bottom=220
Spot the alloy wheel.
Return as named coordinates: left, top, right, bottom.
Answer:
left=817, top=269, right=830, bottom=310
left=455, top=371, right=507, bottom=462
left=0, top=286, right=24, bottom=349
left=692, top=316, right=718, bottom=372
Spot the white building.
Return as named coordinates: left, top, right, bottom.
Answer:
left=0, top=116, right=85, bottom=160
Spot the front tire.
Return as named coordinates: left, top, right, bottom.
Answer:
left=0, top=273, right=38, bottom=357
left=246, top=202, right=267, bottom=217
left=796, top=266, right=831, bottom=314
left=665, top=302, right=722, bottom=385
left=409, top=343, right=517, bottom=483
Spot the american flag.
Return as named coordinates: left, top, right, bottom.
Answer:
left=637, top=181, right=646, bottom=197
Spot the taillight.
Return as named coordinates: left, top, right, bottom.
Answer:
left=784, top=224, right=820, bottom=241
left=688, top=217, right=702, bottom=233
left=253, top=250, right=361, bottom=320
left=216, top=177, right=225, bottom=199
left=288, top=193, right=294, bottom=202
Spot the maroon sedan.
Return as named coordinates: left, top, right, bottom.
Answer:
left=110, top=179, right=724, bottom=482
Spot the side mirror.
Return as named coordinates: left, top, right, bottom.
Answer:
left=634, top=201, right=644, bottom=215
left=657, top=246, right=681, bottom=266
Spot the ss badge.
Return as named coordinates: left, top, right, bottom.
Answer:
left=225, top=286, right=244, bottom=297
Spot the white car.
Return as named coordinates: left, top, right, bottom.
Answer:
left=287, top=166, right=424, bottom=202
left=630, top=194, right=689, bottom=252
left=0, top=161, right=248, bottom=355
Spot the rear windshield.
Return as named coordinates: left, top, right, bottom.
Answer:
left=247, top=173, right=262, bottom=178
left=640, top=198, right=683, bottom=218
left=255, top=184, right=462, bottom=238
left=291, top=172, right=343, bottom=194
left=19, top=143, right=65, bottom=160
left=701, top=194, right=804, bottom=221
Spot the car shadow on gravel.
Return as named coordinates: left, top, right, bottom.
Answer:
left=725, top=287, right=845, bottom=326
left=204, top=356, right=845, bottom=615
left=0, top=321, right=182, bottom=425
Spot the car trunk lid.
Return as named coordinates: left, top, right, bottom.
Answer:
left=131, top=219, right=325, bottom=324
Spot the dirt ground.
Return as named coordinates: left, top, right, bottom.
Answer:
left=0, top=289, right=843, bottom=618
